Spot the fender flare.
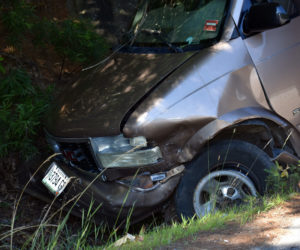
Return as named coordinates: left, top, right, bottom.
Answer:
left=177, top=107, right=290, bottom=163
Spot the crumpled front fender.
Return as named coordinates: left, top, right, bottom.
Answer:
left=177, top=107, right=291, bottom=163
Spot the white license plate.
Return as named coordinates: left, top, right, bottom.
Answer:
left=42, top=162, right=70, bottom=196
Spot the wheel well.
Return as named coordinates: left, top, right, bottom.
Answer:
left=208, top=119, right=295, bottom=157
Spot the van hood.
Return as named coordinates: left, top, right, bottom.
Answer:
left=45, top=52, right=195, bottom=138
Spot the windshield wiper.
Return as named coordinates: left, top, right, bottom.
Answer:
left=140, top=28, right=183, bottom=53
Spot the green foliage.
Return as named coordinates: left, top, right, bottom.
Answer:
left=0, top=69, right=52, bottom=158
left=266, top=161, right=300, bottom=194
left=30, top=18, right=109, bottom=63
left=0, top=0, right=109, bottom=158
left=106, top=195, right=288, bottom=249
left=1, top=0, right=36, bottom=46
left=0, top=57, right=5, bottom=74
left=1, top=0, right=109, bottom=64
left=30, top=18, right=56, bottom=47
left=49, top=19, right=109, bottom=63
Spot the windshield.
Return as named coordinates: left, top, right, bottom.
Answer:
left=129, top=0, right=229, bottom=48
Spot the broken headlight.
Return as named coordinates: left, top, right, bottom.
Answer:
left=90, top=135, right=162, bottom=168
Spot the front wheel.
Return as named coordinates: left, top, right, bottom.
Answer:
left=175, top=140, right=273, bottom=219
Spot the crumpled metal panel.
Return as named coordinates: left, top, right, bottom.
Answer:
left=177, top=107, right=290, bottom=162
left=123, top=37, right=274, bottom=165
left=20, top=155, right=184, bottom=224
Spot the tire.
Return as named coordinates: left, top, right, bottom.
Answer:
left=175, top=140, right=273, bottom=219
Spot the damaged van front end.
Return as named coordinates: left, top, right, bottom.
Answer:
left=22, top=142, right=184, bottom=224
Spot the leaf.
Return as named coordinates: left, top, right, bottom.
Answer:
left=0, top=66, right=5, bottom=74
left=0, top=57, right=5, bottom=74
left=113, top=233, right=136, bottom=247
left=281, top=169, right=289, bottom=178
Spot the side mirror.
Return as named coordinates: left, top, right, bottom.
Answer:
left=243, top=2, right=290, bottom=35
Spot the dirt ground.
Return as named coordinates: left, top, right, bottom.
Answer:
left=160, top=195, right=300, bottom=250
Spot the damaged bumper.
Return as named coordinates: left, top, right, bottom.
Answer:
left=19, top=155, right=184, bottom=224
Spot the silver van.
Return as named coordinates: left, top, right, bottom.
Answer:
left=23, top=0, right=300, bottom=223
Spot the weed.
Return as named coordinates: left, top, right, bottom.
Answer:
left=1, top=0, right=36, bottom=47
left=2, top=156, right=115, bottom=249
left=1, top=153, right=295, bottom=249
left=266, top=161, right=300, bottom=194
left=1, top=1, right=109, bottom=64
left=0, top=201, right=10, bottom=209
left=0, top=68, right=52, bottom=158
left=107, top=194, right=290, bottom=249
left=30, top=18, right=109, bottom=64
left=49, top=19, right=109, bottom=64
left=0, top=1, right=109, bottom=157
left=0, top=57, right=5, bottom=74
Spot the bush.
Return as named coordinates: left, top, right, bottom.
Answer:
left=1, top=0, right=109, bottom=64
left=30, top=18, right=109, bottom=63
left=49, top=19, right=109, bottom=63
left=1, top=0, right=36, bottom=47
left=0, top=68, right=52, bottom=158
left=266, top=161, right=300, bottom=194
left=0, top=57, right=5, bottom=74
left=0, top=0, right=109, bottom=158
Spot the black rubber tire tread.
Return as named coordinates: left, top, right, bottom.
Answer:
left=175, top=140, right=273, bottom=218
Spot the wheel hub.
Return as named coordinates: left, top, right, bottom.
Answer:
left=193, top=170, right=257, bottom=218
left=219, top=186, right=239, bottom=200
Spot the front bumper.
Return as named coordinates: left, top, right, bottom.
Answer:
left=19, top=154, right=184, bottom=224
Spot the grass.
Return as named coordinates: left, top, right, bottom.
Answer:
left=104, top=193, right=292, bottom=249
left=1, top=130, right=298, bottom=249
left=1, top=145, right=298, bottom=249
left=0, top=67, right=52, bottom=159
left=1, top=185, right=293, bottom=249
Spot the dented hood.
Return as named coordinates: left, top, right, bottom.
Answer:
left=45, top=51, right=195, bottom=138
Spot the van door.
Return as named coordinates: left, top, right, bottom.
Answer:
left=243, top=0, right=300, bottom=132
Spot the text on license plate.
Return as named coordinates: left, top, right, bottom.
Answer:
left=42, top=162, right=70, bottom=196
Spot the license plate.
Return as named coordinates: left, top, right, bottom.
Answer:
left=42, top=162, right=70, bottom=196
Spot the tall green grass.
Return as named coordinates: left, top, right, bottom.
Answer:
left=1, top=158, right=297, bottom=249
left=1, top=129, right=299, bottom=249
left=104, top=194, right=291, bottom=249
left=0, top=67, right=52, bottom=158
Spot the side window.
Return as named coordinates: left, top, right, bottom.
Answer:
left=267, top=0, right=300, bottom=17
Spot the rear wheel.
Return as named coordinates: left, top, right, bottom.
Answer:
left=175, top=140, right=273, bottom=218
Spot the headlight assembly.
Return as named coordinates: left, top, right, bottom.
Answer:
left=90, top=135, right=162, bottom=168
